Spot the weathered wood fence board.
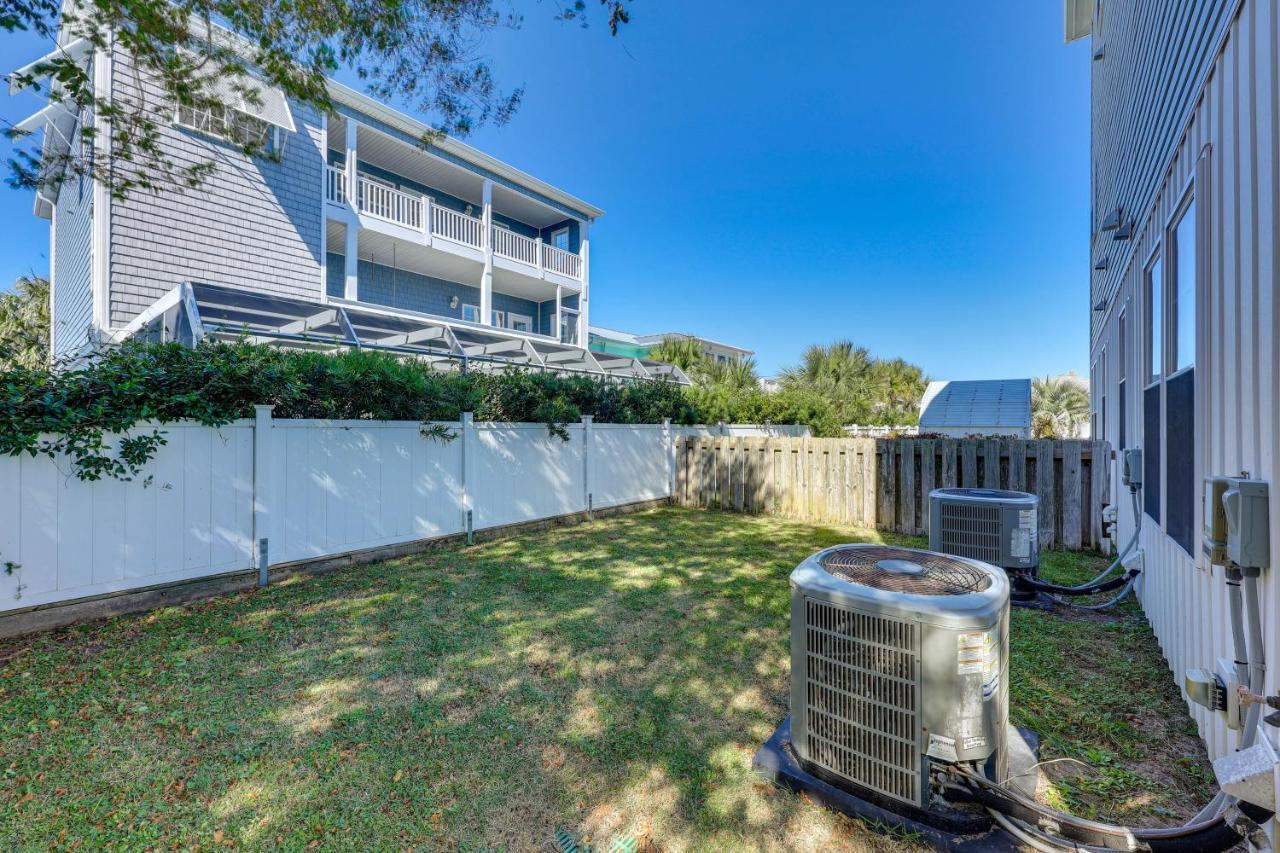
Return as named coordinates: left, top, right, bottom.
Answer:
left=675, top=437, right=1112, bottom=550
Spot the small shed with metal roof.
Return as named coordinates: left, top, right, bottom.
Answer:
left=918, top=379, right=1033, bottom=438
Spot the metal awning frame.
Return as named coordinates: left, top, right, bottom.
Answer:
left=115, top=283, right=690, bottom=384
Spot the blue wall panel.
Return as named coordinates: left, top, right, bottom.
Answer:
left=327, top=252, right=541, bottom=327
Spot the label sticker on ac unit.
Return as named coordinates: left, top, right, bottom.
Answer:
left=927, top=733, right=959, bottom=762
left=962, top=736, right=987, bottom=752
left=957, top=631, right=994, bottom=675
left=1011, top=510, right=1037, bottom=559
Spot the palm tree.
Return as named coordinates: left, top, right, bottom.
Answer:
left=705, top=355, right=759, bottom=391
left=647, top=336, right=711, bottom=378
left=871, top=358, right=928, bottom=423
left=0, top=275, right=50, bottom=370
left=780, top=341, right=926, bottom=425
left=1032, top=375, right=1090, bottom=439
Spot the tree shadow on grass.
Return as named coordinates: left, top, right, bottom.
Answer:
left=1, top=508, right=1204, bottom=849
left=0, top=507, right=913, bottom=851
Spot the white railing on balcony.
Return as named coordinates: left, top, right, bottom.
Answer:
left=491, top=226, right=538, bottom=266
left=325, top=165, right=347, bottom=204
left=328, top=164, right=580, bottom=277
left=432, top=205, right=483, bottom=249
left=543, top=243, right=583, bottom=280
left=358, top=178, right=424, bottom=231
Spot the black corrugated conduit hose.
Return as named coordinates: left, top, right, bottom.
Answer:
left=1011, top=488, right=1144, bottom=606
left=942, top=538, right=1275, bottom=851
left=942, top=765, right=1273, bottom=852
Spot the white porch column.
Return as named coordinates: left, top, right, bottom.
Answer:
left=554, top=284, right=563, bottom=343
left=343, top=120, right=360, bottom=301
left=480, top=179, right=494, bottom=326
left=578, top=219, right=590, bottom=344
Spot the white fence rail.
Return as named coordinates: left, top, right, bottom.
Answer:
left=358, top=178, right=424, bottom=230
left=325, top=165, right=347, bottom=204
left=432, top=205, right=483, bottom=248
left=3, top=416, right=806, bottom=617
left=492, top=227, right=539, bottom=266
left=843, top=424, right=920, bottom=437
left=543, top=243, right=582, bottom=279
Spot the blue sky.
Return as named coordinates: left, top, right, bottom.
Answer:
left=0, top=2, right=1093, bottom=379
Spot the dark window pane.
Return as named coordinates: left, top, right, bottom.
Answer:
left=1144, top=384, right=1161, bottom=522
left=1147, top=257, right=1163, bottom=383
left=1173, top=200, right=1196, bottom=372
left=1165, top=369, right=1195, bottom=553
left=1118, top=379, right=1127, bottom=450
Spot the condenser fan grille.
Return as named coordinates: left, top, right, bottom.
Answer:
left=816, top=545, right=992, bottom=596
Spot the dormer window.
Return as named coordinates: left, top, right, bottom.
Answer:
left=176, top=102, right=284, bottom=157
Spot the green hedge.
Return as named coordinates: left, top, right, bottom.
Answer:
left=2, top=340, right=838, bottom=480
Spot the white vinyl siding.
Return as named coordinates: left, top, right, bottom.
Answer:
left=1089, top=0, right=1236, bottom=343
left=1088, top=0, right=1279, bottom=773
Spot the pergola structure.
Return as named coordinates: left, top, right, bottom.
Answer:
left=116, top=283, right=690, bottom=383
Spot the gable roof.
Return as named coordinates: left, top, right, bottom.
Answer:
left=918, top=379, right=1032, bottom=430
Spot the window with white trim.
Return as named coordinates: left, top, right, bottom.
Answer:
left=560, top=309, right=579, bottom=345
left=461, top=303, right=480, bottom=323
left=507, top=313, right=533, bottom=333
left=1165, top=194, right=1196, bottom=554
left=1142, top=251, right=1162, bottom=523
left=175, top=103, right=282, bottom=156
left=1117, top=306, right=1127, bottom=450
left=550, top=227, right=570, bottom=252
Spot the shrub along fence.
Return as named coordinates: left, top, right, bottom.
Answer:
left=674, top=437, right=1112, bottom=550
left=0, top=412, right=687, bottom=629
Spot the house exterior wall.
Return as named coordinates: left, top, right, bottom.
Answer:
left=325, top=253, right=543, bottom=328
left=1088, top=0, right=1280, bottom=771
left=325, top=153, right=545, bottom=240
left=106, top=48, right=326, bottom=328
left=1089, top=0, right=1236, bottom=343
left=49, top=122, right=95, bottom=359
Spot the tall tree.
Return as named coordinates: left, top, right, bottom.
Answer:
left=780, top=340, right=926, bottom=426
left=0, top=274, right=50, bottom=369
left=3, top=0, right=631, bottom=197
left=704, top=355, right=758, bottom=392
left=646, top=336, right=709, bottom=377
left=1031, top=375, right=1090, bottom=439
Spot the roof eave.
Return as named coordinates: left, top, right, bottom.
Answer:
left=326, top=80, right=605, bottom=221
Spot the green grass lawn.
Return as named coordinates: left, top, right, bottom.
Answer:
left=0, top=507, right=1212, bottom=851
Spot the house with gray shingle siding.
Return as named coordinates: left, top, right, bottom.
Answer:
left=24, top=35, right=605, bottom=364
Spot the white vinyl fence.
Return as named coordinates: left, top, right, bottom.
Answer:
left=674, top=423, right=812, bottom=439
left=0, top=410, right=688, bottom=615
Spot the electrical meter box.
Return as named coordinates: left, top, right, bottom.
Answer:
left=1122, top=448, right=1143, bottom=488
left=1203, top=477, right=1230, bottom=564
left=1223, top=478, right=1269, bottom=570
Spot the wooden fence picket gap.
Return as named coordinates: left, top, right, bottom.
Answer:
left=1090, top=439, right=1107, bottom=547
left=901, top=439, right=917, bottom=534
left=1062, top=442, right=1083, bottom=549
left=941, top=441, right=958, bottom=489
left=983, top=440, right=1000, bottom=488
left=961, top=443, right=978, bottom=488
left=1008, top=440, right=1026, bottom=491
left=1036, top=440, right=1056, bottom=548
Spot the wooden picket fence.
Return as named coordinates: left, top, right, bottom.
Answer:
left=673, top=437, right=1112, bottom=550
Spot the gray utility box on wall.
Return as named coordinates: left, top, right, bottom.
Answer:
left=928, top=488, right=1039, bottom=573
left=1223, top=478, right=1270, bottom=570
left=789, top=545, right=1010, bottom=809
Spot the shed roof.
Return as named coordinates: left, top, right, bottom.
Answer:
left=918, top=379, right=1032, bottom=430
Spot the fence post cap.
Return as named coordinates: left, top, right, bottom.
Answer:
left=460, top=412, right=474, bottom=424
left=581, top=415, right=594, bottom=425
left=253, top=404, right=275, bottom=415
